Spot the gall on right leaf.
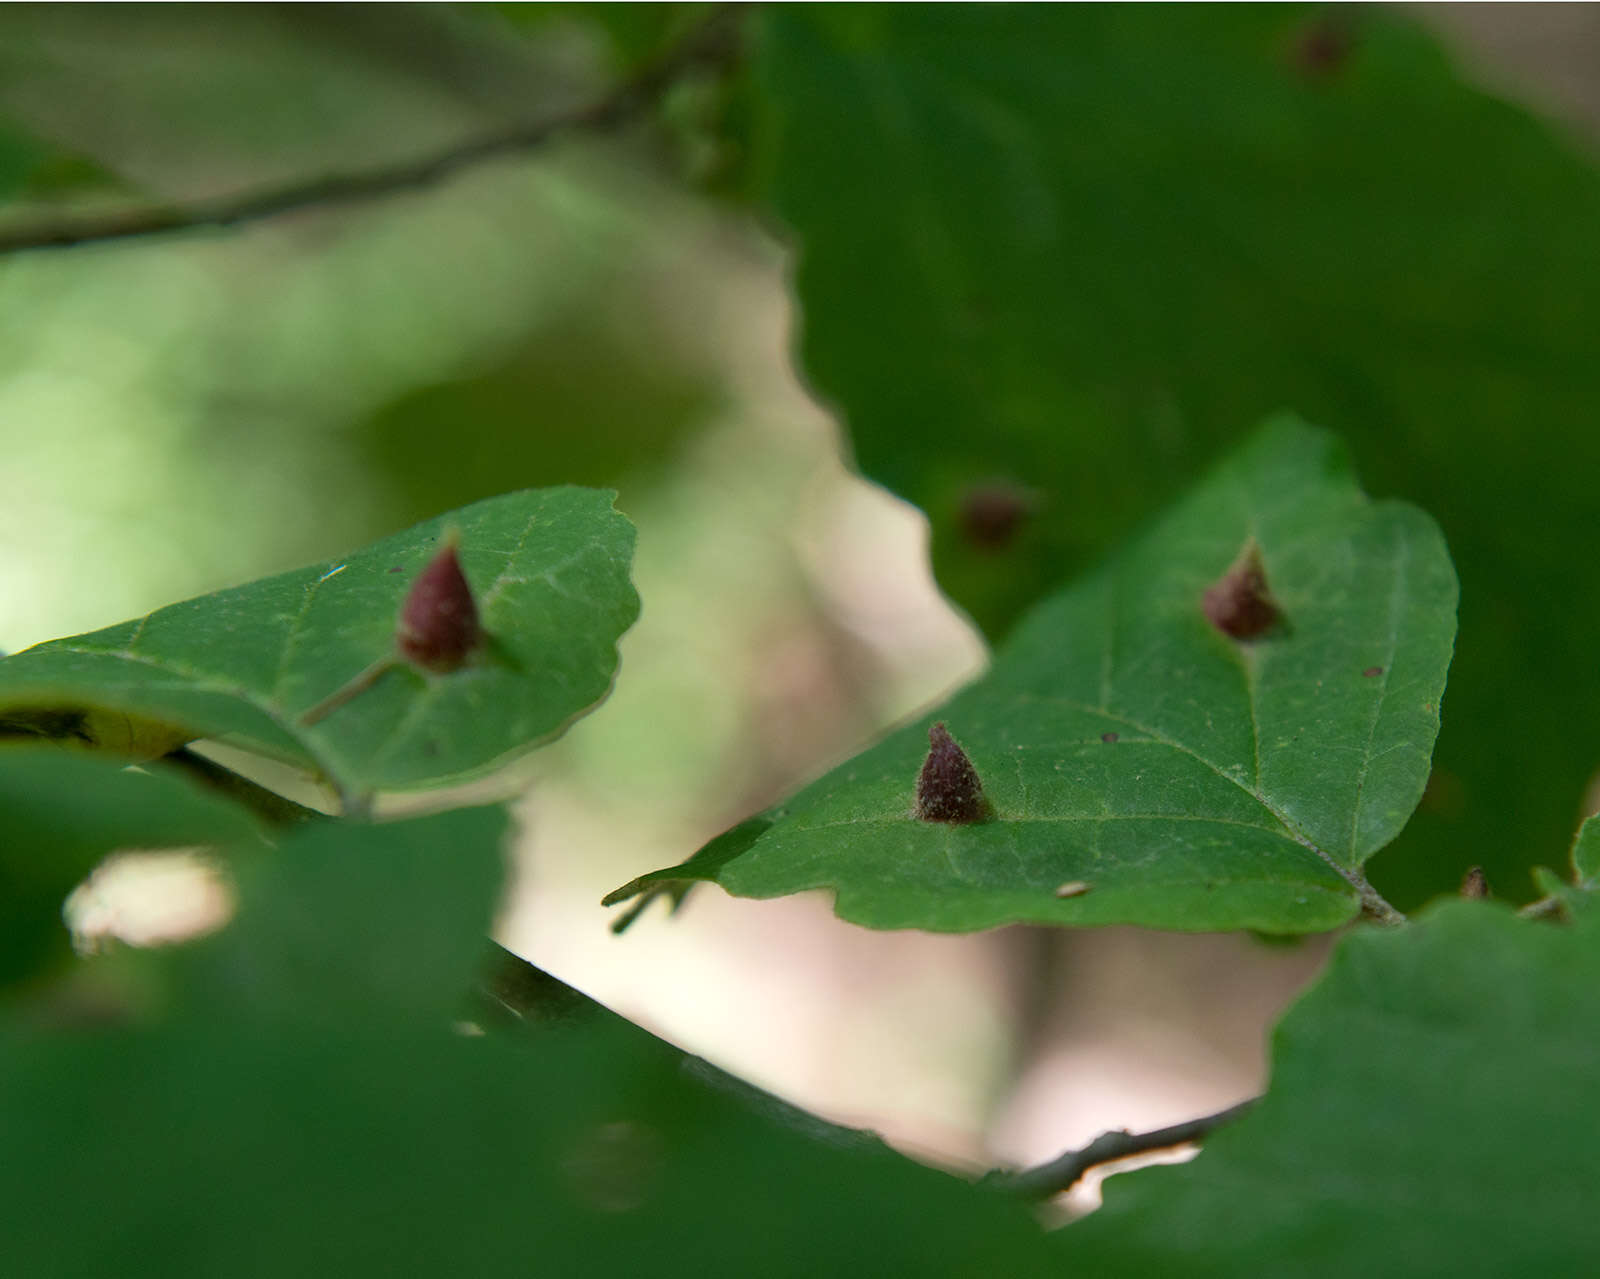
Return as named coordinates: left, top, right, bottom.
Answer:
left=396, top=531, right=482, bottom=673
left=1202, top=539, right=1282, bottom=641
left=915, top=722, right=988, bottom=824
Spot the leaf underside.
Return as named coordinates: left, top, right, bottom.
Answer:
left=613, top=419, right=1457, bottom=934
left=0, top=487, right=639, bottom=795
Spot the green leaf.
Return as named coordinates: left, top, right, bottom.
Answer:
left=1058, top=901, right=1600, bottom=1274
left=0, top=1014, right=1058, bottom=1278
left=611, top=419, right=1456, bottom=934
left=1571, top=815, right=1600, bottom=889
left=180, top=807, right=510, bottom=1026
left=0, top=488, right=639, bottom=795
left=0, top=747, right=263, bottom=988
left=0, top=803, right=1057, bottom=1278
left=747, top=4, right=1600, bottom=909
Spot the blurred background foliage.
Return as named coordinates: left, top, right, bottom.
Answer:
left=1, top=0, right=1597, bottom=1219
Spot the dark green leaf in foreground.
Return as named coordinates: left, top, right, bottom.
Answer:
left=0, top=1015, right=1057, bottom=1279
left=1059, top=902, right=1600, bottom=1274
left=179, top=807, right=510, bottom=1027
left=748, top=4, right=1600, bottom=909
left=0, top=488, right=638, bottom=796
left=0, top=804, right=1056, bottom=1279
left=612, top=420, right=1456, bottom=934
left=0, top=747, right=263, bottom=989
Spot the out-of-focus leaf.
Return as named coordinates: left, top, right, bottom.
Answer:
left=356, top=320, right=716, bottom=527
left=748, top=4, right=1600, bottom=907
left=0, top=796, right=1057, bottom=1278
left=0, top=1013, right=1057, bottom=1279
left=0, top=5, right=576, bottom=199
left=0, top=118, right=48, bottom=201
left=1059, top=902, right=1600, bottom=1274
left=0, top=488, right=639, bottom=795
left=0, top=748, right=262, bottom=988
left=611, top=420, right=1456, bottom=933
left=179, top=807, right=509, bottom=1026
left=493, top=3, right=714, bottom=72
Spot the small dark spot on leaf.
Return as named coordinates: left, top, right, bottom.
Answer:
left=1202, top=539, right=1281, bottom=641
left=1362, top=666, right=1382, bottom=678
left=423, top=740, right=439, bottom=757
left=1290, top=16, right=1355, bottom=79
left=1460, top=866, right=1488, bottom=900
left=1100, top=731, right=1119, bottom=744
left=915, top=722, right=988, bottom=824
left=958, top=482, right=1037, bottom=552
left=1054, top=881, right=1091, bottom=899
left=388, top=565, right=404, bottom=574
left=396, top=530, right=482, bottom=673
left=1420, top=767, right=1466, bottom=819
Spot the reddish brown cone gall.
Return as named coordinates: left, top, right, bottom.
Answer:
left=396, top=532, right=481, bottom=672
left=1460, top=867, right=1488, bottom=900
left=1202, top=540, right=1281, bottom=641
left=915, top=722, right=988, bottom=824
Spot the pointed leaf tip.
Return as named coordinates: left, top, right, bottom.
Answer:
left=396, top=532, right=481, bottom=672
left=1202, top=539, right=1281, bottom=640
left=915, top=722, right=987, bottom=824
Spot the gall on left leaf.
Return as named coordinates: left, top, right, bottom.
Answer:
left=396, top=531, right=482, bottom=673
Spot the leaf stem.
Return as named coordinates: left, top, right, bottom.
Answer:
left=983, top=1097, right=1259, bottom=1199
left=298, top=657, right=397, bottom=728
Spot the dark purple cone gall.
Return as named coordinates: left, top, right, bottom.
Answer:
left=915, top=722, right=987, bottom=824
left=1202, top=540, right=1281, bottom=641
left=396, top=534, right=481, bottom=672
left=958, top=482, right=1036, bottom=552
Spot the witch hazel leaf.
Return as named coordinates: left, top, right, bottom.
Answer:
left=0, top=488, right=638, bottom=795
left=609, top=418, right=1457, bottom=935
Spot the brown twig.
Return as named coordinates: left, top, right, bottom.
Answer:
left=983, top=1097, right=1259, bottom=1199
left=0, top=6, right=745, bottom=256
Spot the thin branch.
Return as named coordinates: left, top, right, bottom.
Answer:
left=0, top=6, right=745, bottom=256
left=159, top=746, right=327, bottom=826
left=983, top=1097, right=1258, bottom=1199
left=472, top=940, right=612, bottom=1027
left=1354, top=876, right=1407, bottom=926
